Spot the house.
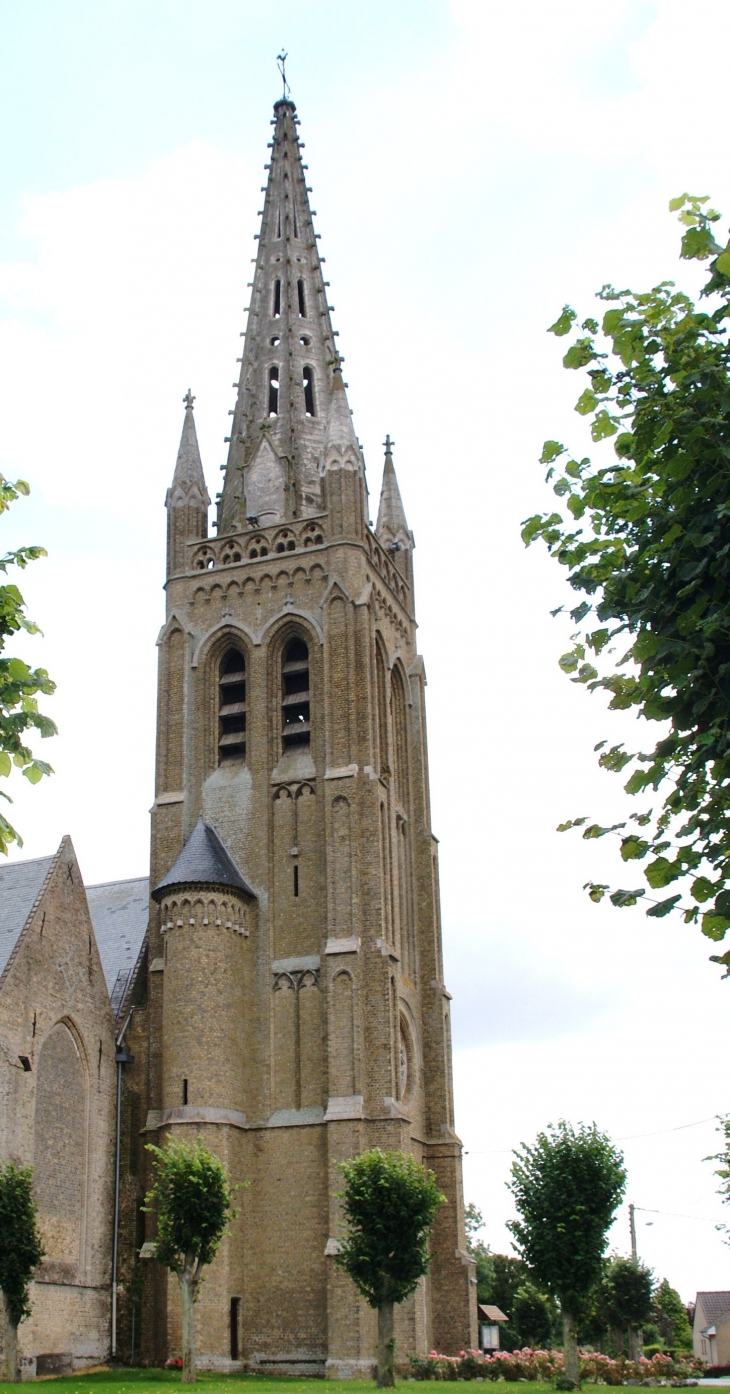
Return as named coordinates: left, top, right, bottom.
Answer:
left=693, top=1292, right=730, bottom=1366
left=0, top=840, right=147, bottom=1375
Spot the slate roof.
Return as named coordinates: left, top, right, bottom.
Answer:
left=86, top=876, right=150, bottom=1015
left=0, top=854, right=54, bottom=978
left=697, top=1293, right=730, bottom=1325
left=153, top=818, right=254, bottom=898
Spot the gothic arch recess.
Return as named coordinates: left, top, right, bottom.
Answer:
left=266, top=617, right=319, bottom=762
left=33, top=1018, right=89, bottom=1267
left=390, top=664, right=410, bottom=809
left=374, top=634, right=390, bottom=778
left=160, top=627, right=185, bottom=792
left=330, top=969, right=355, bottom=1097
left=199, top=629, right=252, bottom=776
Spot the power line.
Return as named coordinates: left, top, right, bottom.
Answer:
left=464, top=1114, right=718, bottom=1156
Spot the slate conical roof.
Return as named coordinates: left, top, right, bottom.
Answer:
left=170, top=391, right=210, bottom=503
left=376, top=436, right=410, bottom=546
left=217, top=98, right=358, bottom=532
left=153, top=818, right=254, bottom=899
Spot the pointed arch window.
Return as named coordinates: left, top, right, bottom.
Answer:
left=218, top=648, right=246, bottom=762
left=268, top=365, right=279, bottom=416
left=282, top=636, right=310, bottom=748
left=302, top=366, right=315, bottom=417
left=273, top=279, right=281, bottom=317
left=297, top=279, right=306, bottom=317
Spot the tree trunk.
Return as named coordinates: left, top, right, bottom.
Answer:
left=628, top=1326, right=642, bottom=1361
left=2, top=1295, right=19, bottom=1383
left=612, top=1325, right=624, bottom=1357
left=562, top=1309, right=579, bottom=1386
left=377, top=1299, right=395, bottom=1388
left=178, top=1266, right=197, bottom=1384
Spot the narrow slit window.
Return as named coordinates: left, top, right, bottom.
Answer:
left=182, top=1078, right=188, bottom=1106
left=282, top=636, right=310, bottom=748
left=276, top=207, right=281, bottom=238
left=294, top=864, right=299, bottom=897
left=273, top=279, right=281, bottom=317
left=297, top=279, right=306, bottom=317
left=303, top=366, right=315, bottom=417
left=268, top=365, right=279, bottom=416
left=218, top=648, right=247, bottom=762
left=293, top=204, right=299, bottom=238
left=230, top=1298, right=240, bottom=1362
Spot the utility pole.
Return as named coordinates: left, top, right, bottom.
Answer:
left=629, top=1202, right=637, bottom=1259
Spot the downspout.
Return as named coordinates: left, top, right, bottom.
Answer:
left=112, top=1008, right=135, bottom=1361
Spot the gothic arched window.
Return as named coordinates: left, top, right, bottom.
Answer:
left=218, top=648, right=247, bottom=762
left=282, top=636, right=310, bottom=748
left=303, top=366, right=315, bottom=417
left=297, top=279, right=306, bottom=317
left=268, top=366, right=279, bottom=416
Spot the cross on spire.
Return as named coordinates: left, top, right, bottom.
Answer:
left=277, top=50, right=290, bottom=100
left=383, top=434, right=395, bottom=455
left=183, top=389, right=195, bottom=410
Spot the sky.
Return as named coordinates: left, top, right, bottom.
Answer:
left=1, top=0, right=730, bottom=1304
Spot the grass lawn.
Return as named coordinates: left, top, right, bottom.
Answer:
left=0, top=1374, right=564, bottom=1394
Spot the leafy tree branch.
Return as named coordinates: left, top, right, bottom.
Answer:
left=0, top=474, right=56, bottom=854
left=522, top=195, right=730, bottom=972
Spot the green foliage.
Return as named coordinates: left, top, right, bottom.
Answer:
left=0, top=1161, right=44, bottom=1326
left=601, top=1255, right=654, bottom=1331
left=651, top=1278, right=693, bottom=1350
left=464, top=1202, right=496, bottom=1302
left=144, top=1137, right=237, bottom=1278
left=707, top=1113, right=730, bottom=1246
left=522, top=195, right=730, bottom=971
left=0, top=474, right=56, bottom=854
left=335, top=1148, right=445, bottom=1307
left=512, top=1281, right=555, bottom=1348
left=508, top=1121, right=626, bottom=1314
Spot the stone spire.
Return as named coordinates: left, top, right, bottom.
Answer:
left=166, top=390, right=210, bottom=577
left=376, top=436, right=410, bottom=549
left=217, top=99, right=357, bottom=534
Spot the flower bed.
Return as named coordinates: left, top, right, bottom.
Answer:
left=409, top=1348, right=706, bottom=1383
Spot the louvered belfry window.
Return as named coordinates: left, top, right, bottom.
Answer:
left=218, top=648, right=247, bottom=762
left=282, top=637, right=310, bottom=748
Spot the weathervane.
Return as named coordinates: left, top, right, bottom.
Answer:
left=277, top=50, right=290, bottom=100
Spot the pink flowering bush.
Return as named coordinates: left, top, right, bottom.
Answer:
left=409, top=1347, right=705, bottom=1383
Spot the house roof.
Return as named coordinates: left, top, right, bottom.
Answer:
left=0, top=855, right=54, bottom=977
left=86, top=876, right=150, bottom=1015
left=153, top=818, right=254, bottom=898
left=478, top=1305, right=508, bottom=1323
left=696, top=1293, right=730, bottom=1326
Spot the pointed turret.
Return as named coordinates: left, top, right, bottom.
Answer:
left=217, top=99, right=360, bottom=534
left=376, top=436, right=411, bottom=545
left=376, top=436, right=413, bottom=585
left=166, top=390, right=210, bottom=577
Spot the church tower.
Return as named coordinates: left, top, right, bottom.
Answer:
left=139, top=96, right=475, bottom=1374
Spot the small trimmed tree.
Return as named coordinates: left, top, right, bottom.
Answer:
left=0, top=1162, right=44, bottom=1382
left=508, top=1122, right=626, bottom=1385
left=336, top=1148, right=445, bottom=1387
left=144, top=1137, right=238, bottom=1384
left=652, top=1278, right=693, bottom=1352
left=601, top=1255, right=654, bottom=1359
left=512, top=1281, right=555, bottom=1349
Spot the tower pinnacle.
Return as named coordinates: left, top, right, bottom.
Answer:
left=166, top=389, right=210, bottom=575
left=217, top=100, right=357, bottom=534
left=376, top=436, right=410, bottom=549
